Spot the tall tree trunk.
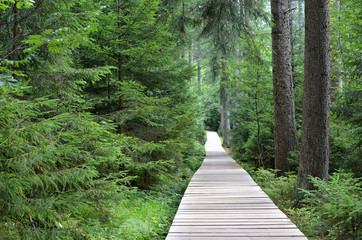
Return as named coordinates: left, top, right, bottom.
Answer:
left=189, top=41, right=193, bottom=84
left=197, top=38, right=201, bottom=93
left=117, top=0, right=123, bottom=111
left=226, top=103, right=231, bottom=147
left=239, top=0, right=244, bottom=24
left=296, top=0, right=330, bottom=193
left=117, top=0, right=124, bottom=134
left=298, top=0, right=303, bottom=31
left=289, top=0, right=296, bottom=35
left=12, top=1, right=19, bottom=62
left=12, top=0, right=19, bottom=79
left=245, top=0, right=251, bottom=31
left=220, top=58, right=231, bottom=147
left=289, top=0, right=297, bottom=73
left=331, top=0, right=342, bottom=98
left=180, top=2, right=186, bottom=59
left=271, top=0, right=299, bottom=174
left=107, top=74, right=111, bottom=103
left=255, top=72, right=263, bottom=167
left=298, top=0, right=304, bottom=59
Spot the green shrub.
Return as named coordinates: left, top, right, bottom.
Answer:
left=0, top=89, right=131, bottom=239
left=253, top=168, right=297, bottom=209
left=78, top=181, right=189, bottom=240
left=113, top=80, right=205, bottom=188
left=299, top=171, right=361, bottom=240
left=245, top=167, right=361, bottom=240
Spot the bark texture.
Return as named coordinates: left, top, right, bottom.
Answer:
left=197, top=39, right=201, bottom=93
left=297, top=0, right=330, bottom=191
left=289, top=0, right=297, bottom=73
left=330, top=0, right=342, bottom=98
left=12, top=1, right=19, bottom=62
left=189, top=41, right=194, bottom=84
left=117, top=0, right=123, bottom=111
left=271, top=0, right=299, bottom=173
left=298, top=0, right=303, bottom=31
left=220, top=66, right=231, bottom=147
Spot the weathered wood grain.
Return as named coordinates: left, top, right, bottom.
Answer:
left=165, top=131, right=308, bottom=240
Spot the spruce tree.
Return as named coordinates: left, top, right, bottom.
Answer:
left=271, top=0, right=299, bottom=174
left=296, top=0, right=331, bottom=194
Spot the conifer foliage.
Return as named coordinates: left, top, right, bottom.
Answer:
left=0, top=0, right=204, bottom=238
left=1, top=0, right=361, bottom=238
left=0, top=89, right=131, bottom=238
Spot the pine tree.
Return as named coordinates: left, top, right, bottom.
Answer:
left=296, top=0, right=331, bottom=194
left=271, top=0, right=299, bottom=174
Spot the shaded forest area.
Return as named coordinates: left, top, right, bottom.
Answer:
left=0, top=0, right=361, bottom=239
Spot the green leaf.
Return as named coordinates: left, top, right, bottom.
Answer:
left=16, top=1, right=23, bottom=8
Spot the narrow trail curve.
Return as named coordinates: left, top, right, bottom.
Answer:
left=166, top=131, right=308, bottom=240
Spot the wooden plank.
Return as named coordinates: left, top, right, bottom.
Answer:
left=172, top=218, right=292, bottom=222
left=173, top=216, right=288, bottom=219
left=180, top=199, right=273, bottom=203
left=172, top=223, right=295, bottom=226
left=175, top=209, right=284, bottom=212
left=169, top=227, right=303, bottom=234
left=167, top=232, right=305, bottom=237
left=165, top=131, right=308, bottom=240
left=171, top=224, right=297, bottom=228
left=166, top=237, right=308, bottom=240
left=178, top=204, right=277, bottom=210
left=170, top=225, right=296, bottom=228
left=174, top=213, right=285, bottom=216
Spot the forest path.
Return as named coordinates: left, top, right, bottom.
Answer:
left=166, top=131, right=307, bottom=240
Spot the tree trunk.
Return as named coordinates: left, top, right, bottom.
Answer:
left=107, top=74, right=111, bottom=103
left=12, top=1, right=19, bottom=62
left=12, top=0, right=19, bottom=79
left=220, top=58, right=231, bottom=147
left=239, top=0, right=244, bottom=24
left=197, top=38, right=201, bottom=93
left=245, top=0, right=250, bottom=31
left=271, top=0, right=299, bottom=174
left=255, top=72, right=263, bottom=167
left=298, top=0, right=304, bottom=59
left=117, top=0, right=123, bottom=111
left=289, top=0, right=297, bottom=73
left=189, top=41, right=194, bottom=84
left=180, top=2, right=186, bottom=59
left=296, top=0, right=330, bottom=193
left=331, top=0, right=342, bottom=98
left=226, top=107, right=231, bottom=147
left=298, top=0, right=303, bottom=31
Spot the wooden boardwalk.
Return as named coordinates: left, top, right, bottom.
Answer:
left=166, top=131, right=308, bottom=240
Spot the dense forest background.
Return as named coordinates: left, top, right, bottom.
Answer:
left=0, top=0, right=360, bottom=239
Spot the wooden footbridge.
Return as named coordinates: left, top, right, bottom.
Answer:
left=166, top=131, right=307, bottom=240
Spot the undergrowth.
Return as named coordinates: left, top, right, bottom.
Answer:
left=80, top=179, right=192, bottom=240
left=240, top=163, right=362, bottom=240
left=0, top=161, right=201, bottom=240
left=0, top=86, right=205, bottom=239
